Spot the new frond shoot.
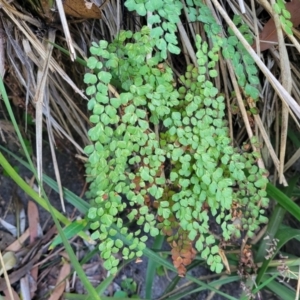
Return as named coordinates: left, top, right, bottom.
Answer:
left=83, top=0, right=269, bottom=276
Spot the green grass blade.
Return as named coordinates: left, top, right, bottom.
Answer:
left=0, top=145, right=89, bottom=214
left=287, top=127, right=300, bottom=147
left=164, top=276, right=240, bottom=300
left=0, top=152, right=100, bottom=299
left=256, top=177, right=299, bottom=285
left=95, top=274, right=116, bottom=296
left=262, top=275, right=295, bottom=299
left=256, top=226, right=300, bottom=285
left=252, top=274, right=277, bottom=295
left=266, top=182, right=300, bottom=221
left=0, top=149, right=91, bottom=242
left=47, top=41, right=88, bottom=67
left=162, top=260, right=202, bottom=297
left=145, top=234, right=165, bottom=299
left=49, top=218, right=88, bottom=249
left=115, top=230, right=238, bottom=300
left=47, top=201, right=101, bottom=300
left=94, top=261, right=133, bottom=298
left=80, top=247, right=99, bottom=265
left=0, top=151, right=69, bottom=224
left=266, top=265, right=299, bottom=279
left=255, top=206, right=286, bottom=262
left=0, top=75, right=34, bottom=175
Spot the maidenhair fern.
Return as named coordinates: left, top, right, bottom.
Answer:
left=223, top=15, right=260, bottom=100
left=83, top=0, right=269, bottom=276
left=273, top=0, right=293, bottom=35
left=125, top=0, right=182, bottom=59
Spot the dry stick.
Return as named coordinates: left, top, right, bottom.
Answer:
left=274, top=97, right=280, bottom=184
left=251, top=0, right=260, bottom=55
left=226, top=62, right=265, bottom=250
left=219, top=56, right=234, bottom=142
left=55, top=0, right=76, bottom=61
left=296, top=264, right=300, bottom=300
left=1, top=8, right=87, bottom=153
left=250, top=224, right=268, bottom=245
left=226, top=62, right=274, bottom=298
left=266, top=55, right=300, bottom=126
left=268, top=0, right=292, bottom=185
left=292, top=26, right=300, bottom=39
left=49, top=77, right=91, bottom=144
left=0, top=20, right=5, bottom=79
left=238, top=0, right=246, bottom=13
left=227, top=62, right=266, bottom=168
left=34, top=31, right=54, bottom=196
left=177, top=20, right=198, bottom=66
left=0, top=0, right=41, bottom=27
left=210, top=0, right=300, bottom=119
left=247, top=99, right=287, bottom=185
left=181, top=0, right=197, bottom=45
left=284, top=65, right=300, bottom=172
left=291, top=75, right=300, bottom=111
left=295, top=265, right=300, bottom=299
left=45, top=32, right=66, bottom=212
left=284, top=147, right=300, bottom=172
left=1, top=8, right=86, bottom=100
left=256, top=0, right=300, bottom=129
left=287, top=31, right=300, bottom=54
left=0, top=17, right=6, bottom=143
left=206, top=275, right=229, bottom=300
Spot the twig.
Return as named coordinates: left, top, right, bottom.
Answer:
left=268, top=0, right=291, bottom=185
left=55, top=0, right=76, bottom=61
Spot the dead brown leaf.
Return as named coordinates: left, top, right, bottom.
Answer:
left=28, top=201, right=40, bottom=300
left=5, top=229, right=29, bottom=252
left=48, top=259, right=71, bottom=300
left=28, top=201, right=40, bottom=244
left=63, top=0, right=102, bottom=18
left=3, top=288, right=21, bottom=300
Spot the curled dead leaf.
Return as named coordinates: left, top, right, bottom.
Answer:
left=63, top=0, right=102, bottom=19
left=219, top=248, right=231, bottom=274
left=48, top=259, right=71, bottom=300
left=135, top=257, right=143, bottom=263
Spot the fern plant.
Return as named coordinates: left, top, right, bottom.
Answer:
left=125, top=0, right=182, bottom=59
left=273, top=0, right=293, bottom=35
left=83, top=0, right=269, bottom=276
left=223, top=15, right=260, bottom=100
